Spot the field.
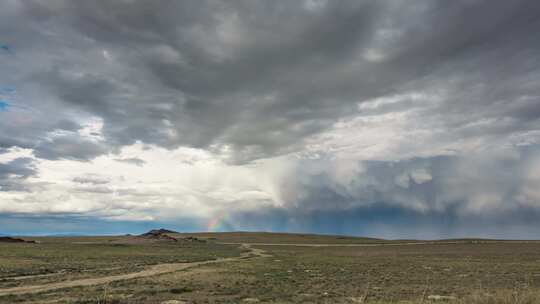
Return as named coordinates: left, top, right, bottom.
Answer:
left=1, top=232, right=540, bottom=303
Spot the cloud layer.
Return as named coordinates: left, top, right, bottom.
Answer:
left=1, top=1, right=539, bottom=237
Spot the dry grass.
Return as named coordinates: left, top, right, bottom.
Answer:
left=1, top=233, right=540, bottom=303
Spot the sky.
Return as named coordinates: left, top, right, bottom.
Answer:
left=1, top=0, right=540, bottom=239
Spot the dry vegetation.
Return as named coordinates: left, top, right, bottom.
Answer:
left=1, top=232, right=540, bottom=303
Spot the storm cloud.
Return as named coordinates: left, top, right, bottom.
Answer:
left=0, top=1, right=539, bottom=237
left=0, top=157, right=37, bottom=192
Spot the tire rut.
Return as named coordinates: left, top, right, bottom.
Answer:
left=0, top=244, right=267, bottom=297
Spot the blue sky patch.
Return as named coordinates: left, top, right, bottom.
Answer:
left=0, top=100, right=10, bottom=111
left=0, top=44, right=11, bottom=52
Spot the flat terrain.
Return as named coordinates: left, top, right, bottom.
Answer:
left=1, top=232, right=540, bottom=303
left=171, top=232, right=385, bottom=245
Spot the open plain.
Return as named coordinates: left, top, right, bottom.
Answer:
left=1, top=232, right=540, bottom=303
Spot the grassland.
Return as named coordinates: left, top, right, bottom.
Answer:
left=0, top=236, right=242, bottom=293
left=0, top=232, right=540, bottom=303
left=170, top=231, right=385, bottom=244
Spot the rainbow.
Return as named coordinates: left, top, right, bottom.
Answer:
left=206, top=213, right=230, bottom=231
left=206, top=217, right=221, bottom=231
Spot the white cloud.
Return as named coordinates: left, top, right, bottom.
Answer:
left=0, top=143, right=292, bottom=220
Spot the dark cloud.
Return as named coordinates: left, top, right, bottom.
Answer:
left=272, top=145, right=540, bottom=218
left=33, top=135, right=108, bottom=161
left=212, top=146, right=540, bottom=239
left=0, top=157, right=37, bottom=192
left=1, top=1, right=540, bottom=237
left=50, top=120, right=82, bottom=132
left=226, top=204, right=540, bottom=240
left=0, top=157, right=36, bottom=179
left=0, top=0, right=537, bottom=162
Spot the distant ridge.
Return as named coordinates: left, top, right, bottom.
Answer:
left=138, top=228, right=179, bottom=242
left=135, top=229, right=206, bottom=244
left=0, top=236, right=36, bottom=243
left=140, top=228, right=178, bottom=235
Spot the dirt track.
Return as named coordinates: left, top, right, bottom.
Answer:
left=1, top=240, right=534, bottom=296
left=0, top=244, right=266, bottom=297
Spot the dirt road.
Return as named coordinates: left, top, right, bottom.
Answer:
left=1, top=240, right=534, bottom=296
left=0, top=244, right=266, bottom=297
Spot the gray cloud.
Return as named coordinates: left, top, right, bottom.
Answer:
left=276, top=145, right=540, bottom=216
left=207, top=145, right=540, bottom=238
left=0, top=157, right=36, bottom=179
left=0, top=157, right=37, bottom=192
left=226, top=203, right=540, bottom=240
left=1, top=1, right=540, bottom=237
left=33, top=135, right=108, bottom=161
left=114, top=157, right=145, bottom=166
left=72, top=174, right=110, bottom=185
left=74, top=185, right=113, bottom=194
left=51, top=120, right=82, bottom=132
left=0, top=0, right=537, bottom=163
